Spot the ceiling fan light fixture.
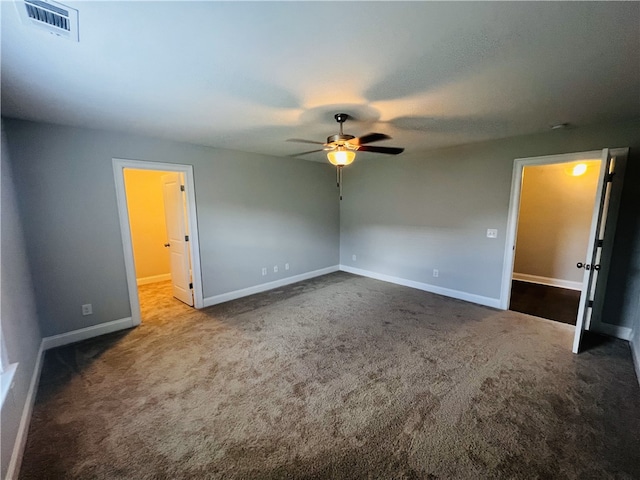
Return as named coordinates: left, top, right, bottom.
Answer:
left=327, top=147, right=356, bottom=166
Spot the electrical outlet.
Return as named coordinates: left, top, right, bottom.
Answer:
left=261, top=267, right=267, bottom=276
left=487, top=229, right=498, bottom=239
left=285, top=263, right=290, bottom=271
left=433, top=269, right=439, bottom=278
left=82, top=304, right=92, bottom=316
left=352, top=254, right=357, bottom=261
left=274, top=265, right=278, bottom=273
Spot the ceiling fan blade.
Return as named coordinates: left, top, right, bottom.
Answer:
left=349, top=132, right=391, bottom=145
left=357, top=145, right=404, bottom=155
left=286, top=138, right=326, bottom=145
left=290, top=149, right=325, bottom=157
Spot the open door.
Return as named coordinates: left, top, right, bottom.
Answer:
left=572, top=148, right=621, bottom=353
left=162, top=172, right=194, bottom=306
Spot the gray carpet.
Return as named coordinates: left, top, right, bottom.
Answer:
left=19, top=272, right=640, bottom=479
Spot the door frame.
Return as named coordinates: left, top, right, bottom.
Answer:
left=499, top=148, right=629, bottom=345
left=499, top=149, right=603, bottom=311
left=112, top=158, right=204, bottom=326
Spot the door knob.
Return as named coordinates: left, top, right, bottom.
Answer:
left=164, top=243, right=170, bottom=247
left=577, top=262, right=601, bottom=271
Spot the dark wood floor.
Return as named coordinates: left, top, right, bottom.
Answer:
left=509, top=280, right=580, bottom=325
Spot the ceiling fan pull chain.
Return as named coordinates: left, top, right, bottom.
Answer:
left=339, top=166, right=343, bottom=201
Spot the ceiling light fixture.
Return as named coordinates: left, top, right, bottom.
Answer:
left=287, top=113, right=404, bottom=200
left=327, top=146, right=356, bottom=166
left=572, top=163, right=587, bottom=176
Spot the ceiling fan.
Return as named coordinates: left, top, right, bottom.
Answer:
left=287, top=113, right=404, bottom=200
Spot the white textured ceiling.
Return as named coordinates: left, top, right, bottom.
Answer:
left=2, top=1, right=639, bottom=161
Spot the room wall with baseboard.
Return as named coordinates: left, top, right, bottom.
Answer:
left=340, top=118, right=640, bottom=330
left=514, top=160, right=600, bottom=286
left=3, top=119, right=340, bottom=337
left=1, top=122, right=43, bottom=480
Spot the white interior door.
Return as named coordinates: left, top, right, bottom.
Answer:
left=572, top=149, right=615, bottom=353
left=162, top=172, right=193, bottom=306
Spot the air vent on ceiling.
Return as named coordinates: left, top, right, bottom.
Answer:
left=16, top=0, right=79, bottom=42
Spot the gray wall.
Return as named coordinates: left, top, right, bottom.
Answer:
left=340, top=118, right=640, bottom=329
left=1, top=121, right=43, bottom=479
left=3, top=119, right=339, bottom=337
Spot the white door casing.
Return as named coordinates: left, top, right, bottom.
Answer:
left=162, top=172, right=193, bottom=306
left=500, top=148, right=628, bottom=352
left=113, top=158, right=204, bottom=326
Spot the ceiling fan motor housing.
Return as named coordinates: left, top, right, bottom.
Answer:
left=327, top=133, right=356, bottom=145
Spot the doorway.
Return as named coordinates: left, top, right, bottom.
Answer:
left=113, top=159, right=204, bottom=326
left=508, top=159, right=601, bottom=325
left=500, top=148, right=628, bottom=353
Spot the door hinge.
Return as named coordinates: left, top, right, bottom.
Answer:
left=588, top=300, right=594, bottom=308
left=597, top=239, right=604, bottom=247
left=180, top=185, right=185, bottom=191
left=185, top=235, right=189, bottom=242
left=189, top=282, right=193, bottom=289
left=606, top=173, right=615, bottom=183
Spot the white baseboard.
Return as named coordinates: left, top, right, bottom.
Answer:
left=339, top=265, right=501, bottom=309
left=203, top=265, right=340, bottom=307
left=136, top=273, right=171, bottom=286
left=41, top=317, right=135, bottom=351
left=591, top=322, right=633, bottom=341
left=512, top=273, right=582, bottom=291
left=5, top=341, right=45, bottom=480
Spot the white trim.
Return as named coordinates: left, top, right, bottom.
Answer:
left=340, top=265, right=501, bottom=308
left=1, top=333, right=10, bottom=373
left=112, top=158, right=205, bottom=326
left=500, top=149, right=602, bottom=311
left=203, top=266, right=339, bottom=307
left=1, top=362, right=18, bottom=409
left=5, top=341, right=45, bottom=480
left=0, top=334, right=16, bottom=408
left=512, top=273, right=582, bottom=291
left=590, top=322, right=633, bottom=341
left=41, top=317, right=134, bottom=351
left=136, top=273, right=171, bottom=286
